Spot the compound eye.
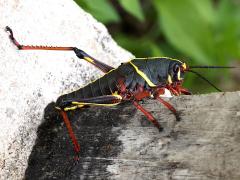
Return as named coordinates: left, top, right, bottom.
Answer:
left=173, top=64, right=180, bottom=73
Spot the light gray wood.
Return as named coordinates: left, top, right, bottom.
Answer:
left=110, top=91, right=240, bottom=180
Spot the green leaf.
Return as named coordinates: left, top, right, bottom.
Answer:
left=75, top=0, right=120, bottom=23
left=119, top=0, right=145, bottom=21
left=153, top=0, right=215, bottom=64
left=114, top=34, right=159, bottom=57
left=214, top=0, right=240, bottom=64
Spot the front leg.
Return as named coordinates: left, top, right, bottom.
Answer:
left=167, top=82, right=192, bottom=95
left=174, top=84, right=192, bottom=95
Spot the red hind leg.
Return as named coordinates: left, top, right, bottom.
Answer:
left=57, top=94, right=123, bottom=155
left=5, top=26, right=114, bottom=73
left=60, top=111, right=80, bottom=154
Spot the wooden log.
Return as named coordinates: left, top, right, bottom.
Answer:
left=25, top=91, right=240, bottom=179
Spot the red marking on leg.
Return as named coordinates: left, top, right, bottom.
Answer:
left=60, top=111, right=80, bottom=153
left=175, top=85, right=191, bottom=95
left=167, top=85, right=179, bottom=96
left=134, top=91, right=150, bottom=101
left=117, top=78, right=127, bottom=93
left=131, top=85, right=151, bottom=101
left=154, top=87, right=167, bottom=97
left=156, top=96, right=177, bottom=115
left=117, top=78, right=134, bottom=100
left=133, top=101, right=161, bottom=130
left=154, top=87, right=180, bottom=121
left=156, top=88, right=165, bottom=95
left=167, top=81, right=191, bottom=96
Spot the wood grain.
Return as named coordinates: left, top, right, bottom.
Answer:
left=25, top=91, right=240, bottom=180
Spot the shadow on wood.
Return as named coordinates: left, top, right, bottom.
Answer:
left=24, top=92, right=240, bottom=179
left=24, top=102, right=134, bottom=179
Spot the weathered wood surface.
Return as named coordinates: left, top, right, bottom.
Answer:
left=25, top=91, right=240, bottom=180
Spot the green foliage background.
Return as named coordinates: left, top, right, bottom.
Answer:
left=75, top=0, right=240, bottom=93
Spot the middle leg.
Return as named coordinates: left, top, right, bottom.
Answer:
left=132, top=100, right=163, bottom=131
left=129, top=87, right=162, bottom=131
left=153, top=88, right=180, bottom=121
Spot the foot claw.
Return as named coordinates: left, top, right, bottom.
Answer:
left=74, top=154, right=80, bottom=161
left=5, top=26, right=13, bottom=36
left=175, top=114, right=181, bottom=121
left=74, top=147, right=81, bottom=161
left=158, top=126, right=164, bottom=132
left=175, top=112, right=181, bottom=121
left=5, top=26, right=10, bottom=32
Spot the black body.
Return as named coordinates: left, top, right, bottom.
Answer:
left=56, top=58, right=184, bottom=107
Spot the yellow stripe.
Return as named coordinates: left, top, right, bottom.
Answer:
left=177, top=69, right=181, bottom=80
left=132, top=57, right=183, bottom=63
left=64, top=106, right=78, bottom=111
left=58, top=97, right=122, bottom=111
left=71, top=95, right=122, bottom=107
left=84, top=57, right=94, bottom=63
left=182, top=63, right=187, bottom=70
left=72, top=102, right=120, bottom=107
left=129, top=61, right=156, bottom=87
left=168, top=75, right=172, bottom=84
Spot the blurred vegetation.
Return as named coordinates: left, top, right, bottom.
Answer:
left=75, top=0, right=240, bottom=93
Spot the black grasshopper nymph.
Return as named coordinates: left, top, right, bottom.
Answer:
left=6, top=26, right=236, bottom=155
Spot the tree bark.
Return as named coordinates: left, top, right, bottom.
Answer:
left=25, top=91, right=240, bottom=180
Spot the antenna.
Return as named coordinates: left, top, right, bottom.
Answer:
left=187, top=70, right=222, bottom=92
left=189, top=65, right=237, bottom=69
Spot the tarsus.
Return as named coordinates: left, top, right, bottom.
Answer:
left=5, top=26, right=74, bottom=51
